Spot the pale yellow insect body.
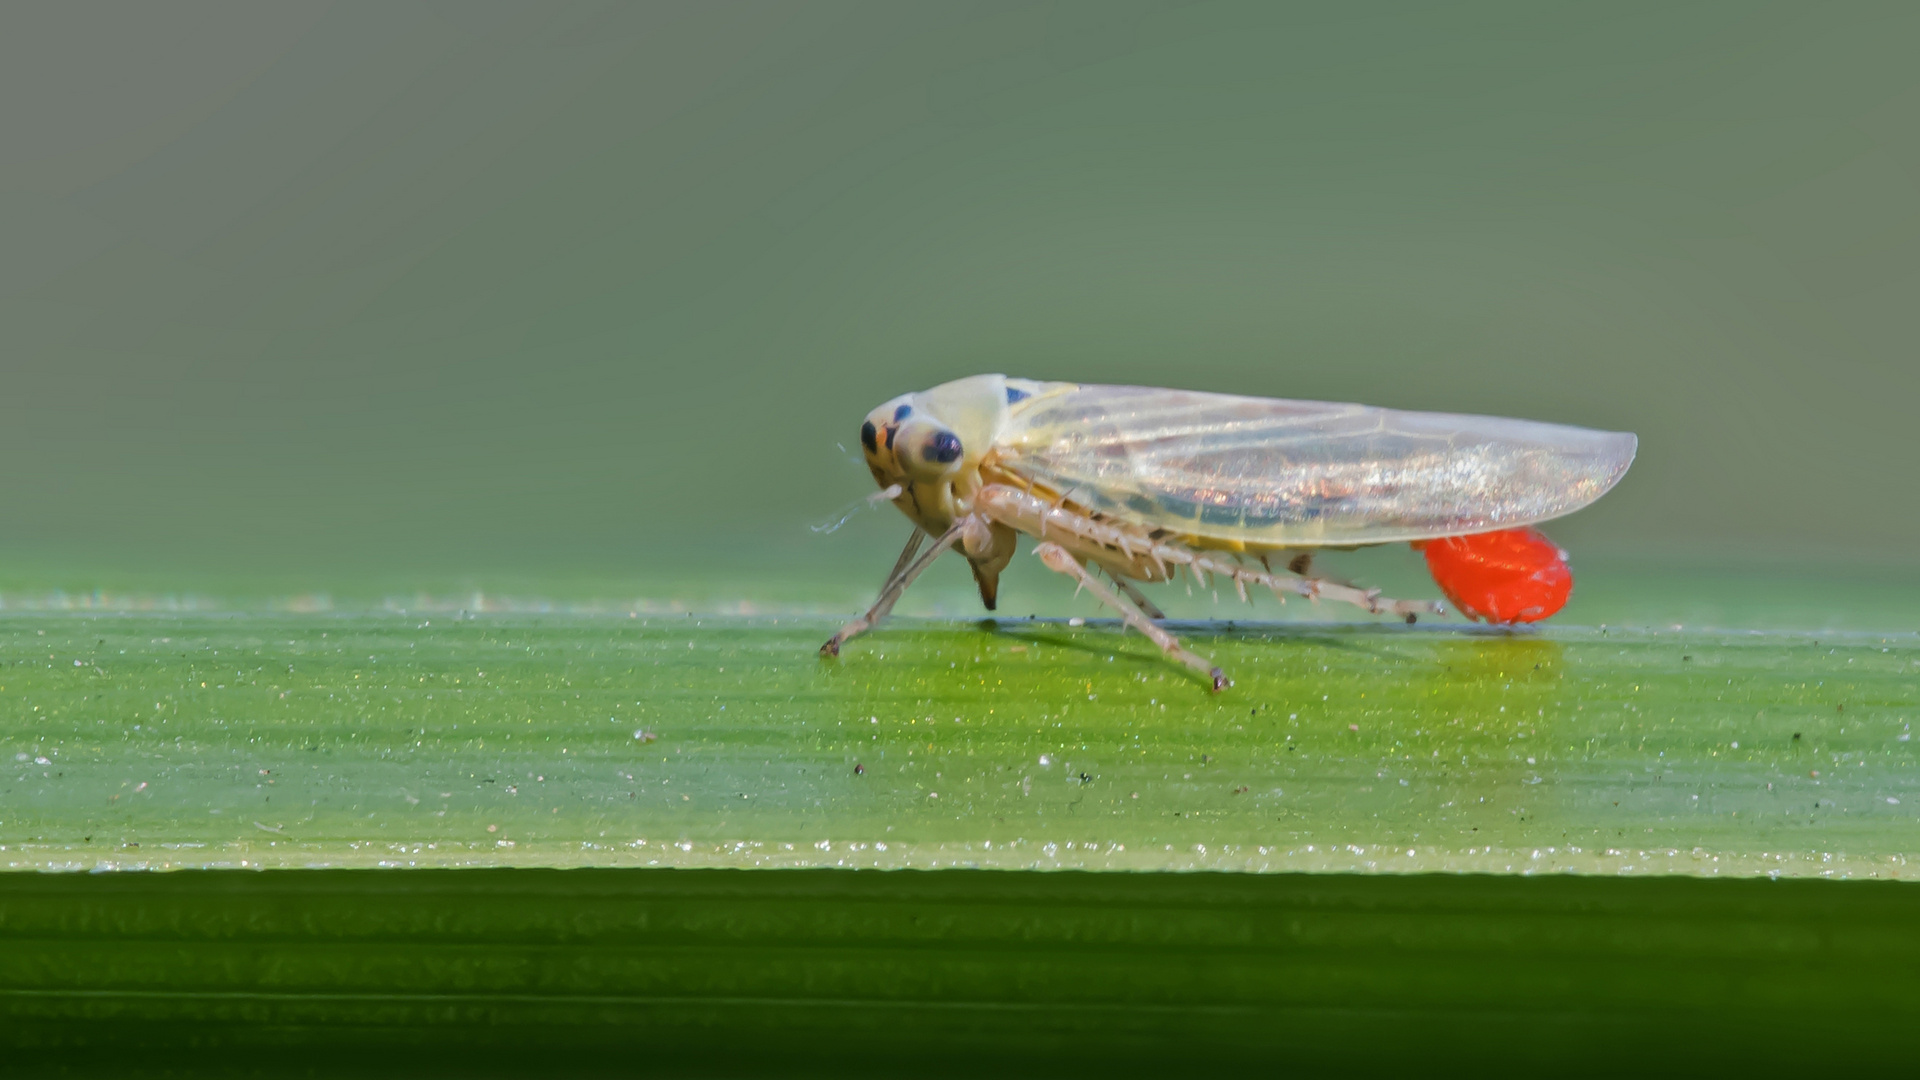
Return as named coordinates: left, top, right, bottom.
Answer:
left=833, top=373, right=1636, bottom=688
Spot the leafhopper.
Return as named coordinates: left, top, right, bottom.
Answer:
left=823, top=375, right=1635, bottom=689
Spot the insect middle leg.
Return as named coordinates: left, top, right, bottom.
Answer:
left=1110, top=573, right=1167, bottom=620
left=1033, top=542, right=1228, bottom=692
left=821, top=521, right=964, bottom=657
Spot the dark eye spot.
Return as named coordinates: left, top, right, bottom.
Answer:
left=924, top=430, right=962, bottom=464
left=893, top=404, right=913, bottom=421
left=859, top=421, right=878, bottom=454
left=1005, top=386, right=1030, bottom=404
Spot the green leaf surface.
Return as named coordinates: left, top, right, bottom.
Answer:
left=5, top=613, right=1914, bottom=878
left=4, top=867, right=1917, bottom=1072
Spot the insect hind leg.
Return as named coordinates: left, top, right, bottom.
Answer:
left=1198, top=554, right=1441, bottom=623
left=974, top=485, right=1440, bottom=622
left=1034, top=542, right=1228, bottom=692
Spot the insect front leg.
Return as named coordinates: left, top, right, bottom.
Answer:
left=1033, top=542, right=1229, bottom=692
left=820, top=520, right=967, bottom=657
left=882, top=528, right=928, bottom=592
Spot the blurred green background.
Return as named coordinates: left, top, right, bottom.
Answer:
left=2, top=1, right=1916, bottom=615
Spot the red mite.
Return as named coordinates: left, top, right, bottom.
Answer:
left=1414, top=528, right=1573, bottom=624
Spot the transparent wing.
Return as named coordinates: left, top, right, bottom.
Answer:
left=995, top=384, right=1636, bottom=546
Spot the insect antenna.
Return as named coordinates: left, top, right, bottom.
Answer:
left=810, top=484, right=904, bottom=534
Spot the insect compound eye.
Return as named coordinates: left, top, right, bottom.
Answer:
left=860, top=421, right=879, bottom=455
left=923, top=430, right=963, bottom=465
